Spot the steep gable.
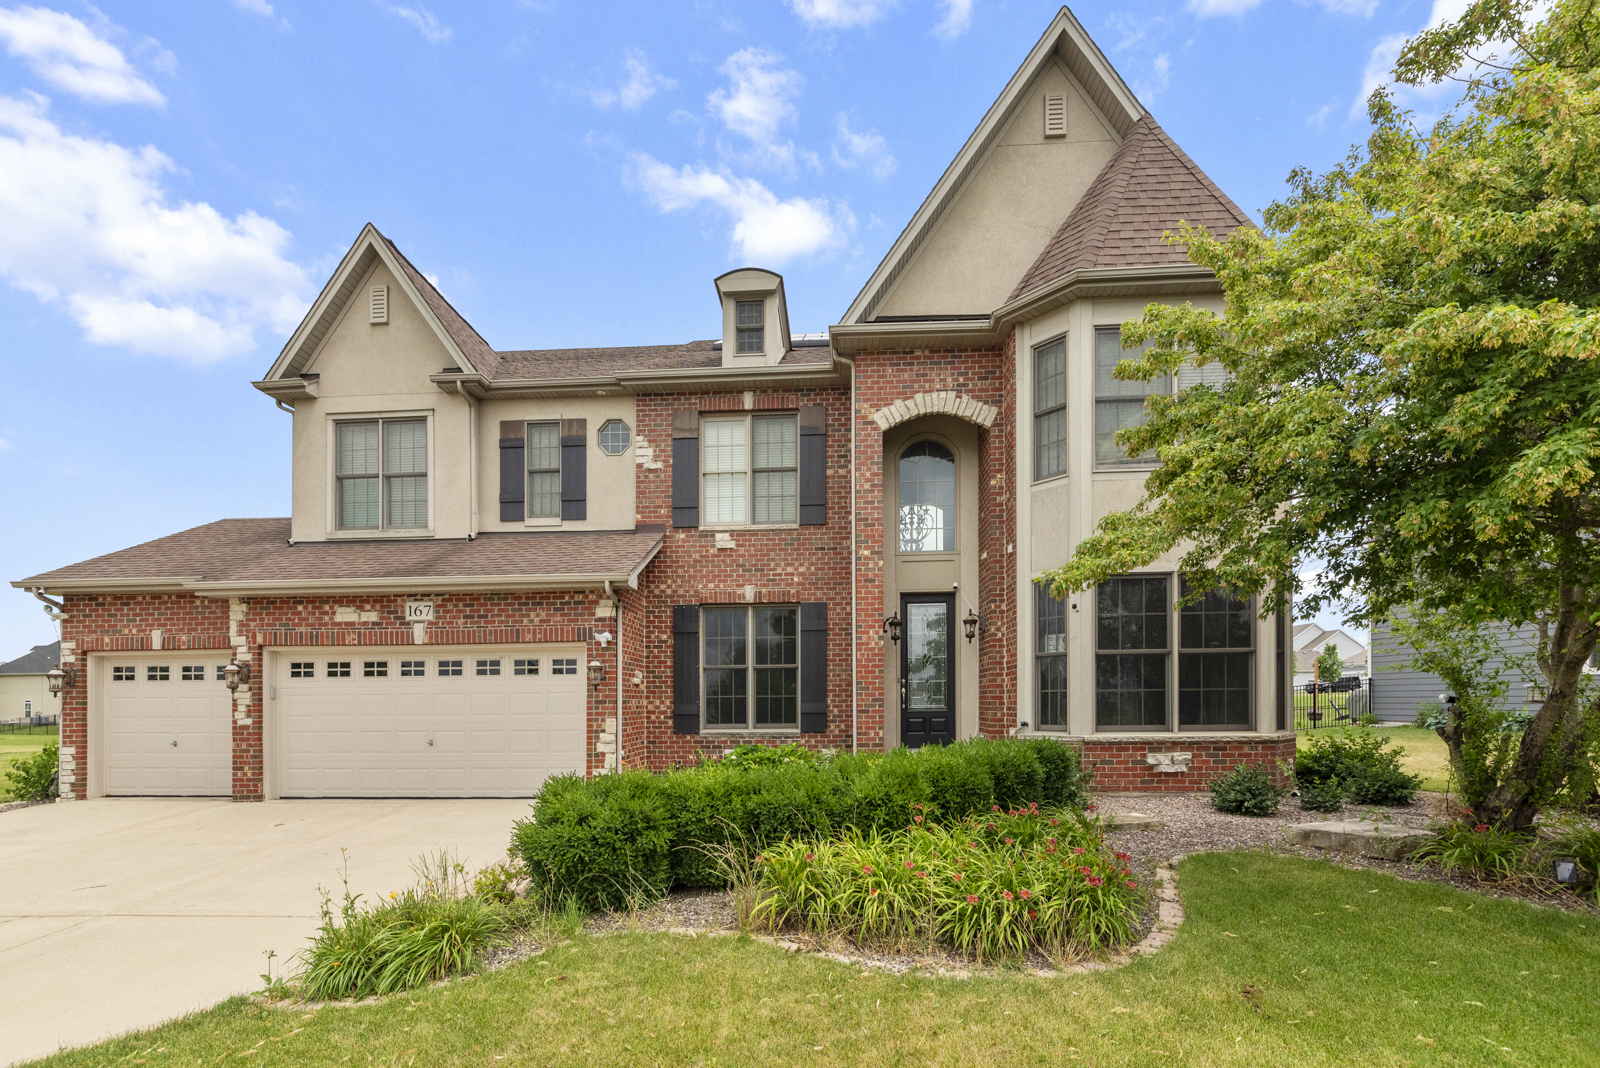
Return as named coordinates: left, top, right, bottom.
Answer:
left=1008, top=116, right=1252, bottom=301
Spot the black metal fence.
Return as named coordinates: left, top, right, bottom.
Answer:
left=0, top=715, right=59, bottom=735
left=1294, top=676, right=1373, bottom=731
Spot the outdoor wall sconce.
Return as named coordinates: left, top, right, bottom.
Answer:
left=1554, top=857, right=1580, bottom=885
left=45, top=666, right=76, bottom=696
left=963, top=609, right=983, bottom=643
left=222, top=660, right=251, bottom=692
left=882, top=615, right=902, bottom=645
left=588, top=659, right=606, bottom=691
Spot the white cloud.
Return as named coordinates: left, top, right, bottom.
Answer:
left=1350, top=0, right=1481, bottom=119
left=790, top=0, right=900, bottom=29
left=590, top=50, right=674, bottom=110
left=0, top=93, right=310, bottom=363
left=1186, top=0, right=1264, bottom=16
left=1132, top=52, right=1171, bottom=101
left=1319, top=0, right=1378, bottom=15
left=382, top=3, right=451, bottom=43
left=0, top=7, right=163, bottom=105
left=832, top=114, right=895, bottom=179
left=629, top=152, right=850, bottom=264
left=708, top=48, right=810, bottom=168
left=932, top=0, right=973, bottom=40
left=1306, top=97, right=1338, bottom=126
left=0, top=437, right=12, bottom=451
left=230, top=0, right=274, bottom=15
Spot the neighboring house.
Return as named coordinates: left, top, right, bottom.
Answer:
left=1370, top=619, right=1542, bottom=724
left=1291, top=623, right=1370, bottom=685
left=0, top=641, right=61, bottom=722
left=12, top=8, right=1296, bottom=802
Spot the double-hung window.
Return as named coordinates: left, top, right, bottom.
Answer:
left=736, top=300, right=764, bottom=353
left=1178, top=580, right=1253, bottom=728
left=1037, top=585, right=1069, bottom=726
left=526, top=421, right=561, bottom=519
left=703, top=605, right=798, bottom=729
left=1095, top=575, right=1169, bottom=729
left=702, top=414, right=798, bottom=525
left=1094, top=327, right=1168, bottom=467
left=1033, top=336, right=1067, bottom=480
left=336, top=418, right=428, bottom=530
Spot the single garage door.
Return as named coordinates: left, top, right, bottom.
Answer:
left=102, top=658, right=233, bottom=796
left=274, top=646, right=585, bottom=798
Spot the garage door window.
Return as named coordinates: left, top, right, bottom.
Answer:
left=327, top=661, right=351, bottom=678
left=182, top=665, right=206, bottom=681
left=476, top=659, right=502, bottom=676
left=514, top=659, right=538, bottom=675
left=438, top=659, right=463, bottom=676
left=551, top=658, right=577, bottom=675
left=401, top=660, right=426, bottom=676
left=364, top=661, right=388, bottom=678
left=147, top=665, right=170, bottom=681
left=113, top=666, right=135, bottom=681
left=290, top=662, right=314, bottom=678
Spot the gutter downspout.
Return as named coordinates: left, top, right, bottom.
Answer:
left=836, top=353, right=858, bottom=754
left=274, top=399, right=294, bottom=415
left=457, top=381, right=479, bottom=539
left=28, top=588, right=66, bottom=621
left=605, top=579, right=621, bottom=770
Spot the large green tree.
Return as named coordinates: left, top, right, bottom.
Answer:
left=1040, top=0, right=1600, bottom=829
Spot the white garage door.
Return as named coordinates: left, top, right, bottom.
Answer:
left=275, top=646, right=586, bottom=798
left=102, top=658, right=233, bottom=796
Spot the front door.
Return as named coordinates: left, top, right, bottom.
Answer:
left=900, top=594, right=955, bottom=748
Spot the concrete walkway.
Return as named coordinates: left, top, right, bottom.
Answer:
left=0, top=797, right=530, bottom=1066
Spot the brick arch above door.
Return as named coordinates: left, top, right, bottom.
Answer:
left=871, top=391, right=999, bottom=433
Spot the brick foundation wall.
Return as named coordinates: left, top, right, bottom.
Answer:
left=1078, top=734, right=1299, bottom=792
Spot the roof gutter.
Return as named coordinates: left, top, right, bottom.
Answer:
left=828, top=318, right=1003, bottom=354
left=990, top=264, right=1221, bottom=329
left=183, top=570, right=655, bottom=599
left=12, top=577, right=199, bottom=595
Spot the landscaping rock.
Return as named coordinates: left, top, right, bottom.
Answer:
left=1109, top=812, right=1166, bottom=831
left=1288, top=820, right=1436, bottom=860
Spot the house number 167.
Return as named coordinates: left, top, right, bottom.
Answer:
left=405, top=602, right=435, bottom=622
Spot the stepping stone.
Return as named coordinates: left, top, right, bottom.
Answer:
left=1109, top=812, right=1166, bottom=831
left=1288, top=820, right=1435, bottom=860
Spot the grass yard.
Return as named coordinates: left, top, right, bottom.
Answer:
left=0, top=727, right=57, bottom=802
left=1299, top=724, right=1452, bottom=792
left=27, top=851, right=1597, bottom=1067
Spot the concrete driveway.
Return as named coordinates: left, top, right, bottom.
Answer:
left=0, top=797, right=531, bottom=1067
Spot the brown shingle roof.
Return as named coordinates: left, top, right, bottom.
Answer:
left=1008, top=116, right=1253, bottom=302
left=18, top=519, right=663, bottom=589
left=378, top=232, right=500, bottom=375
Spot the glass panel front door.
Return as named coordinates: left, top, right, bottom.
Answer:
left=901, top=594, right=955, bottom=747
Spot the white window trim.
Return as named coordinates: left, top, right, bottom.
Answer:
left=701, top=603, right=802, bottom=733
left=324, top=409, right=436, bottom=539
left=1091, top=324, right=1169, bottom=474
left=524, top=418, right=563, bottom=527
left=598, top=419, right=633, bottom=457
left=699, top=413, right=800, bottom=530
left=1031, top=330, right=1069, bottom=485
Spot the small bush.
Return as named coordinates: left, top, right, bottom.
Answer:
left=512, top=771, right=674, bottom=910
left=472, top=857, right=528, bottom=904
left=1299, top=777, right=1344, bottom=813
left=718, top=742, right=823, bottom=769
left=1346, top=764, right=1421, bottom=806
left=1295, top=728, right=1421, bottom=806
left=1410, top=819, right=1535, bottom=882
left=1210, top=762, right=1288, bottom=817
left=4, top=743, right=57, bottom=802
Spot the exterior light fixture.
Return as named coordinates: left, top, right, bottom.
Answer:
left=222, top=660, right=251, bottom=692
left=588, top=658, right=606, bottom=691
left=963, top=609, right=982, bottom=643
left=45, top=666, right=76, bottom=696
left=882, top=615, right=902, bottom=645
left=1553, top=857, right=1580, bottom=886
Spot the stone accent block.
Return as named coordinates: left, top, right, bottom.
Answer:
left=1288, top=820, right=1436, bottom=860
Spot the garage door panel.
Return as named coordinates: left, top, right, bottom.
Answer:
left=276, top=646, right=585, bottom=798
left=101, top=660, right=232, bottom=796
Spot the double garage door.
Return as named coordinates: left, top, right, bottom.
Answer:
left=98, top=647, right=585, bottom=798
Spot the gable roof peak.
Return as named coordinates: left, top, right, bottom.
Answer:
left=1006, top=114, right=1253, bottom=303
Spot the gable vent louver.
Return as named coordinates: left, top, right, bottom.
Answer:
left=370, top=284, right=389, bottom=324
left=1043, top=93, right=1066, bottom=138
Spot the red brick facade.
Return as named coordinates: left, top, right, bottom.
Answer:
left=1081, top=736, right=1298, bottom=792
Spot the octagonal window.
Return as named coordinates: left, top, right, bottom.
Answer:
left=599, top=419, right=631, bottom=456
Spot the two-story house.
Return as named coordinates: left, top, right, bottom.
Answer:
left=14, top=8, right=1295, bottom=802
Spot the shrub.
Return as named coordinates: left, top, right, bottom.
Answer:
left=4, top=743, right=57, bottom=802
left=1210, top=762, right=1288, bottom=816
left=1410, top=819, right=1535, bottom=882
left=753, top=804, right=1143, bottom=962
left=1549, top=822, right=1600, bottom=903
left=718, top=742, right=822, bottom=768
left=1295, top=728, right=1421, bottom=805
left=511, top=738, right=1092, bottom=906
left=1299, top=777, right=1344, bottom=813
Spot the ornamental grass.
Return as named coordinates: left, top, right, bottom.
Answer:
left=752, top=803, right=1146, bottom=963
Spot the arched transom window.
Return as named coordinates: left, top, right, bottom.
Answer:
left=898, top=440, right=955, bottom=552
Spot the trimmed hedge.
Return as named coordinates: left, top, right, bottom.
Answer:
left=511, top=737, right=1090, bottom=910
left=1295, top=729, right=1422, bottom=807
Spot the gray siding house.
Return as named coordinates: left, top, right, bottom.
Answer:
left=1370, top=620, right=1542, bottom=723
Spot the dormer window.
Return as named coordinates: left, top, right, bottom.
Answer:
left=335, top=418, right=428, bottom=530
left=736, top=300, right=764, bottom=354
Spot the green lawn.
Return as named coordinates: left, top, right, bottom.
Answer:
left=0, top=727, right=56, bottom=802
left=1298, top=724, right=1453, bottom=792
left=26, top=852, right=1598, bottom=1067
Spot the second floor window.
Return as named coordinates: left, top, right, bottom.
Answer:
left=1034, top=336, right=1067, bottom=479
left=736, top=300, right=764, bottom=353
left=899, top=440, right=955, bottom=552
left=703, top=414, right=798, bottom=525
left=1094, top=327, right=1168, bottom=468
left=336, top=418, right=428, bottom=530
left=526, top=421, right=561, bottom=518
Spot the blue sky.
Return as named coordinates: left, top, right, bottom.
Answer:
left=0, top=0, right=1472, bottom=658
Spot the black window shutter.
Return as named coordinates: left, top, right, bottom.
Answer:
left=673, top=605, right=701, bottom=734
left=560, top=418, right=587, bottom=521
left=800, top=601, right=827, bottom=733
left=498, top=420, right=524, bottom=523
left=799, top=405, right=826, bottom=526
left=671, top=409, right=700, bottom=528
